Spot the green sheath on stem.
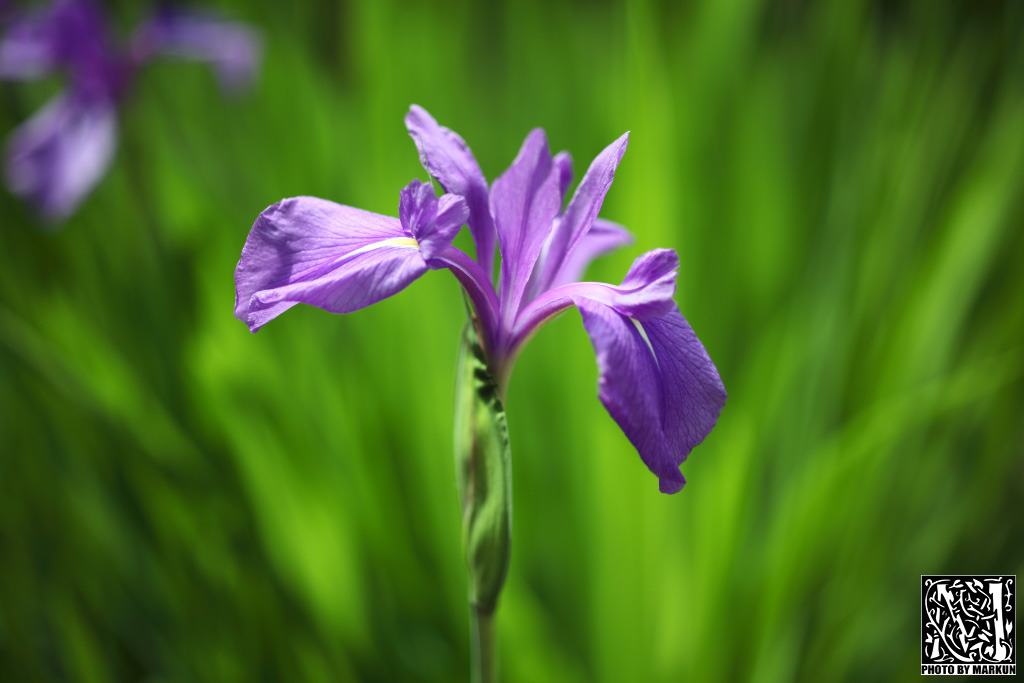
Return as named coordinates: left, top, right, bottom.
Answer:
left=454, top=322, right=512, bottom=617
left=455, top=321, right=511, bottom=682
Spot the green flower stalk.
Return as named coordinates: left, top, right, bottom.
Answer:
left=454, top=322, right=511, bottom=682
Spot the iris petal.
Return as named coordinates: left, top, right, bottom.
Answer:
left=235, top=196, right=428, bottom=332
left=399, top=179, right=469, bottom=262
left=615, top=248, right=679, bottom=320
left=574, top=298, right=726, bottom=493
left=0, top=9, right=57, bottom=79
left=130, top=8, right=262, bottom=91
left=4, top=92, right=117, bottom=222
left=490, top=128, right=561, bottom=326
left=535, top=132, right=629, bottom=293
left=0, top=0, right=110, bottom=82
left=553, top=150, right=573, bottom=202
left=550, top=218, right=634, bottom=288
left=511, top=248, right=680, bottom=344
left=506, top=246, right=724, bottom=492
left=405, top=105, right=496, bottom=278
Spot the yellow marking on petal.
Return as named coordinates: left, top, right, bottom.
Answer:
left=631, top=317, right=662, bottom=374
left=333, top=236, right=421, bottom=266
left=378, top=237, right=420, bottom=249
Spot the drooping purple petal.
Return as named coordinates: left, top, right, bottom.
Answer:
left=398, top=179, right=469, bottom=262
left=574, top=297, right=675, bottom=490
left=511, top=248, right=679, bottom=348
left=130, top=8, right=261, bottom=91
left=534, top=132, right=629, bottom=293
left=405, top=105, right=496, bottom=278
left=4, top=91, right=117, bottom=221
left=549, top=218, right=634, bottom=288
left=235, top=196, right=429, bottom=332
left=574, top=298, right=726, bottom=493
left=490, top=128, right=561, bottom=326
left=643, top=308, right=728, bottom=472
left=614, top=248, right=679, bottom=320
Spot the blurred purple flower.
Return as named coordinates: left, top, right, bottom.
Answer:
left=235, top=106, right=726, bottom=494
left=0, top=0, right=261, bottom=222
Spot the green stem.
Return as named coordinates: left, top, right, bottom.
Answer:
left=470, top=606, right=496, bottom=683
left=454, top=321, right=511, bottom=683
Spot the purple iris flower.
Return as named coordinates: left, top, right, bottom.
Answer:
left=0, top=0, right=260, bottom=221
left=235, top=106, right=726, bottom=494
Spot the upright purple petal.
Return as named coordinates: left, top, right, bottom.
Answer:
left=553, top=150, right=573, bottom=201
left=574, top=298, right=726, bottom=494
left=535, top=132, right=629, bottom=293
left=490, top=128, right=561, bottom=326
left=4, top=91, right=117, bottom=221
left=235, top=196, right=428, bottom=332
left=0, top=9, right=57, bottom=79
left=131, top=8, right=261, bottom=92
left=405, top=105, right=496, bottom=278
left=433, top=195, right=470, bottom=246
left=0, top=0, right=110, bottom=81
left=0, top=0, right=128, bottom=99
left=549, top=218, right=634, bottom=288
left=399, top=179, right=438, bottom=238
left=399, top=179, right=469, bottom=262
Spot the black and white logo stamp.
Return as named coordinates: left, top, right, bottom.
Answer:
left=922, top=575, right=1015, bottom=676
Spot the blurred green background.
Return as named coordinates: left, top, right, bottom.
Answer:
left=2, top=0, right=1023, bottom=680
